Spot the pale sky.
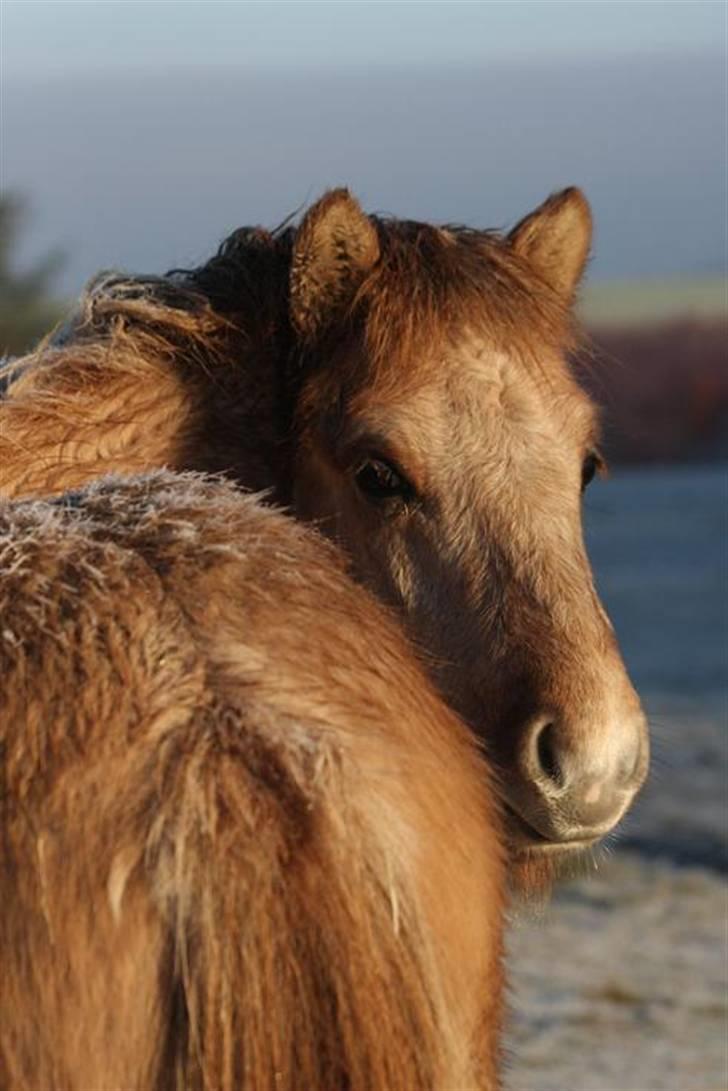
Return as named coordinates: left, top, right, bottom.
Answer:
left=1, top=1, right=725, bottom=292
left=2, top=1, right=723, bottom=79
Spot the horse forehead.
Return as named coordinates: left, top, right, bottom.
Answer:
left=442, top=340, right=596, bottom=442
left=355, top=341, right=502, bottom=435
left=361, top=340, right=590, bottom=448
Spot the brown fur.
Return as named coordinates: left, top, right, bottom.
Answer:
left=0, top=471, right=505, bottom=1091
left=0, top=189, right=648, bottom=883
left=0, top=267, right=289, bottom=498
left=0, top=193, right=575, bottom=503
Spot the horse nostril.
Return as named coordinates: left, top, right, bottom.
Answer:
left=513, top=708, right=648, bottom=842
left=535, top=721, right=565, bottom=788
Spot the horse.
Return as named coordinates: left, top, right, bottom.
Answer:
left=0, top=470, right=505, bottom=1091
left=0, top=187, right=649, bottom=885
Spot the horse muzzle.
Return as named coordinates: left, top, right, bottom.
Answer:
left=503, top=706, right=650, bottom=850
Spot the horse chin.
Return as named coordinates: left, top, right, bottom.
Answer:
left=508, top=850, right=558, bottom=900
left=507, top=837, right=598, bottom=900
left=502, top=802, right=603, bottom=898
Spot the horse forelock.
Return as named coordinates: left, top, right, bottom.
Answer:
left=356, top=218, right=580, bottom=377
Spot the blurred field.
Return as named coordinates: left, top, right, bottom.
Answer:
left=578, top=319, right=728, bottom=464
left=579, top=276, right=727, bottom=329
left=571, top=278, right=728, bottom=465
left=506, top=847, right=727, bottom=1091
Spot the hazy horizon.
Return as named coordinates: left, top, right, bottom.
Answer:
left=2, top=3, right=725, bottom=296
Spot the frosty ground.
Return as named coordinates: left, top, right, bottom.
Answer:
left=505, top=706, right=727, bottom=1091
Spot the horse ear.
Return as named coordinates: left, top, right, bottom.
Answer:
left=509, top=188, right=592, bottom=302
left=290, top=188, right=380, bottom=337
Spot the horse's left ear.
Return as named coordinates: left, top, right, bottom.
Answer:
left=509, top=188, right=592, bottom=302
left=291, top=188, right=380, bottom=338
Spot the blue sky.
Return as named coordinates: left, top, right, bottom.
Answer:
left=2, top=1, right=723, bottom=78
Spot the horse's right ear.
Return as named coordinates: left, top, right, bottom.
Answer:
left=290, top=189, right=380, bottom=338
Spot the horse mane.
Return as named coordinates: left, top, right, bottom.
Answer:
left=0, top=202, right=580, bottom=504
left=179, top=222, right=296, bottom=320
left=0, top=203, right=578, bottom=423
left=0, top=225, right=297, bottom=498
left=39, top=211, right=572, bottom=384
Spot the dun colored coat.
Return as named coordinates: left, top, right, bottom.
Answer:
left=0, top=188, right=648, bottom=876
left=0, top=471, right=505, bottom=1091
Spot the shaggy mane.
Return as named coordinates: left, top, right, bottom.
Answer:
left=35, top=211, right=574, bottom=388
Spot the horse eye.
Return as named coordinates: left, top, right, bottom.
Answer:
left=355, top=457, right=412, bottom=502
left=581, top=451, right=601, bottom=492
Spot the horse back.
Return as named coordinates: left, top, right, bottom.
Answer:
left=0, top=472, right=504, bottom=1090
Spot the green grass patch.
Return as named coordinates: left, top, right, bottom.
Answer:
left=578, top=276, right=727, bottom=329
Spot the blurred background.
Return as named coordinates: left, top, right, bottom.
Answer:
left=1, top=2, right=726, bottom=1088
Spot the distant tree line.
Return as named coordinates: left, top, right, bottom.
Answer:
left=0, top=194, right=65, bottom=357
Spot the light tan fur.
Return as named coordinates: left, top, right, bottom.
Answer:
left=0, top=471, right=505, bottom=1091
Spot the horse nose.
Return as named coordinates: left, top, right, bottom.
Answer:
left=512, top=711, right=649, bottom=842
